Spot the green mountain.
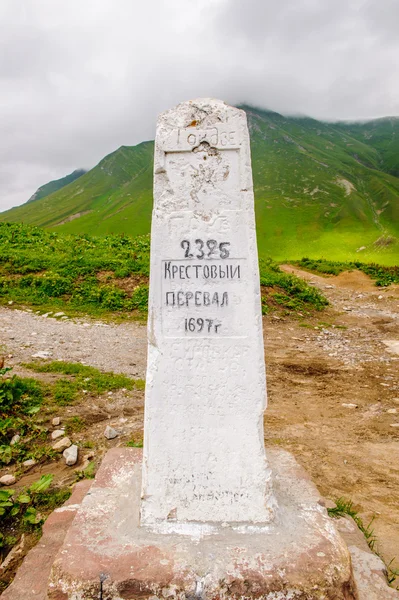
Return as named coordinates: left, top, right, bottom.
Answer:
left=27, top=169, right=87, bottom=203
left=1, top=108, right=398, bottom=264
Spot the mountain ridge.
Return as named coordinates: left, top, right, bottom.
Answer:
left=27, top=168, right=87, bottom=203
left=1, top=108, right=398, bottom=264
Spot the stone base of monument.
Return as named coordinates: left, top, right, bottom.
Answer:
left=44, top=447, right=359, bottom=600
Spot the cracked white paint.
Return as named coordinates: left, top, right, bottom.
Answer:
left=140, top=99, right=275, bottom=527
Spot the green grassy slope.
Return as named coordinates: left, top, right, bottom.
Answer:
left=2, top=142, right=154, bottom=235
left=1, top=110, right=398, bottom=264
left=334, top=117, right=399, bottom=178
left=246, top=107, right=399, bottom=263
left=27, top=169, right=87, bottom=203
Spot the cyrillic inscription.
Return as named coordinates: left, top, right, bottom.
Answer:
left=141, top=99, right=274, bottom=527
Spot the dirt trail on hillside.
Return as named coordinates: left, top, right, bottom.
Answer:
left=1, top=268, right=399, bottom=581
left=274, top=265, right=399, bottom=572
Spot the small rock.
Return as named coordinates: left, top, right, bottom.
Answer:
left=7, top=300, right=13, bottom=305
left=387, top=408, right=397, bottom=414
left=52, top=437, right=72, bottom=452
left=342, top=403, right=358, bottom=409
left=0, top=474, right=16, bottom=486
left=32, top=351, right=52, bottom=359
left=0, top=534, right=26, bottom=570
left=53, top=312, right=65, bottom=317
left=377, top=295, right=383, bottom=300
left=319, top=498, right=337, bottom=510
left=10, top=434, right=20, bottom=445
left=51, top=429, right=65, bottom=440
left=104, top=425, right=118, bottom=440
left=31, top=332, right=38, bottom=336
left=52, top=417, right=61, bottom=426
left=390, top=423, right=399, bottom=428
left=63, top=444, right=78, bottom=466
left=23, top=459, right=36, bottom=469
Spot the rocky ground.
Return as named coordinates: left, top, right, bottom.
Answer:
left=0, top=267, right=398, bottom=588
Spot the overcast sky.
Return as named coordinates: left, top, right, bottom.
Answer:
left=1, top=0, right=398, bottom=211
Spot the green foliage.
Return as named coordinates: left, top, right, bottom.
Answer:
left=75, top=460, right=96, bottom=480
left=0, top=222, right=396, bottom=320
left=259, top=258, right=328, bottom=313
left=0, top=475, right=53, bottom=532
left=0, top=222, right=150, bottom=317
left=126, top=438, right=143, bottom=448
left=52, top=379, right=79, bottom=406
left=0, top=474, right=71, bottom=558
left=0, top=371, right=43, bottom=419
left=295, top=257, right=399, bottom=286
left=328, top=497, right=399, bottom=588
left=0, top=361, right=143, bottom=467
left=0, top=368, right=45, bottom=465
left=328, top=498, right=377, bottom=551
left=64, top=416, right=86, bottom=435
left=24, top=361, right=145, bottom=393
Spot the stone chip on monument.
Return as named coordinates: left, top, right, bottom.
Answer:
left=7, top=99, right=365, bottom=599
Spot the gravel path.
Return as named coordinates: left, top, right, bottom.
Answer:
left=0, top=309, right=147, bottom=379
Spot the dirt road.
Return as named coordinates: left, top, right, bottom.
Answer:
left=1, top=267, right=398, bottom=576
left=270, top=266, right=399, bottom=572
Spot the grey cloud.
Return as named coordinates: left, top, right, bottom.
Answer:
left=0, top=0, right=398, bottom=211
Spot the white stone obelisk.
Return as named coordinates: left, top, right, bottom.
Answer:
left=141, top=99, right=275, bottom=528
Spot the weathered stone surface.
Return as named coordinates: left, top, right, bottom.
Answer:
left=52, top=436, right=71, bottom=452
left=51, top=417, right=61, bottom=426
left=349, top=545, right=399, bottom=599
left=47, top=447, right=357, bottom=600
left=0, top=474, right=16, bottom=486
left=104, top=425, right=118, bottom=439
left=10, top=434, right=20, bottom=445
left=335, top=516, right=399, bottom=599
left=22, top=459, right=36, bottom=469
left=63, top=444, right=78, bottom=466
left=1, top=480, right=92, bottom=600
left=142, top=98, right=274, bottom=528
left=51, top=429, right=65, bottom=440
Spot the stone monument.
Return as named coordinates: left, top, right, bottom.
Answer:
left=9, top=99, right=366, bottom=599
left=141, top=98, right=275, bottom=529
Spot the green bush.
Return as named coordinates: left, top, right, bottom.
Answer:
left=0, top=223, right=151, bottom=316
left=296, top=257, right=399, bottom=287
left=259, top=259, right=328, bottom=312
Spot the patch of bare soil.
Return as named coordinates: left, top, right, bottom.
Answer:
left=96, top=271, right=148, bottom=294
left=270, top=266, right=399, bottom=576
